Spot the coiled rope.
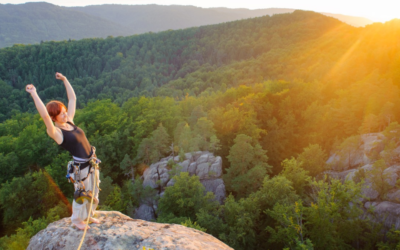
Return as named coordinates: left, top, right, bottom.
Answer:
left=77, top=166, right=98, bottom=250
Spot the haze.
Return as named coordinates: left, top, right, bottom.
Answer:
left=0, top=0, right=398, bottom=23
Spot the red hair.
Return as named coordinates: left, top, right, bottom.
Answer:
left=46, top=101, right=67, bottom=121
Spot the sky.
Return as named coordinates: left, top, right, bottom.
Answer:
left=0, top=0, right=398, bottom=23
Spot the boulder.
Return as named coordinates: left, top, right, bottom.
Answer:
left=166, top=178, right=175, bottom=187
left=209, top=157, right=222, bottom=178
left=179, top=160, right=191, bottom=172
left=196, top=162, right=210, bottom=180
left=138, top=151, right=227, bottom=220
left=185, top=153, right=194, bottom=161
left=188, top=162, right=197, bottom=176
left=134, top=204, right=156, bottom=221
left=364, top=201, right=400, bottom=229
left=27, top=211, right=233, bottom=250
left=382, top=165, right=400, bottom=187
left=387, top=190, right=400, bottom=203
left=362, top=133, right=385, bottom=161
left=326, top=133, right=385, bottom=170
left=326, top=169, right=356, bottom=182
left=201, top=179, right=226, bottom=204
left=196, top=154, right=209, bottom=164
left=143, top=167, right=159, bottom=189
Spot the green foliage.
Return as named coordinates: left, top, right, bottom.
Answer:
left=280, top=158, right=311, bottom=197
left=266, top=201, right=312, bottom=249
left=104, top=185, right=126, bottom=212
left=381, top=140, right=400, bottom=166
left=1, top=9, right=400, bottom=248
left=368, top=159, right=391, bottom=200
left=297, top=144, right=327, bottom=177
left=98, top=175, right=114, bottom=206
left=157, top=172, right=218, bottom=222
left=306, top=178, right=365, bottom=250
left=218, top=194, right=260, bottom=250
left=353, top=168, right=366, bottom=184
left=377, top=227, right=400, bottom=250
left=120, top=177, right=158, bottom=216
left=225, top=134, right=271, bottom=198
left=0, top=202, right=69, bottom=250
left=0, top=170, right=66, bottom=233
left=135, top=123, right=170, bottom=165
left=180, top=218, right=207, bottom=232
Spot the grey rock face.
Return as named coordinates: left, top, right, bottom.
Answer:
left=27, top=211, right=233, bottom=250
left=387, top=190, right=400, bottom=203
left=365, top=201, right=400, bottom=229
left=188, top=162, right=197, bottom=176
left=196, top=162, right=210, bottom=180
left=179, top=160, right=190, bottom=172
left=134, top=204, right=156, bottom=221
left=201, top=179, right=226, bottom=204
left=327, top=133, right=385, bottom=170
left=139, top=151, right=226, bottom=219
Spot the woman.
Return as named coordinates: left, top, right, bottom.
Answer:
left=26, top=72, right=100, bottom=230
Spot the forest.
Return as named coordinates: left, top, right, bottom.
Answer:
left=1, top=10, right=400, bottom=249
left=0, top=2, right=372, bottom=48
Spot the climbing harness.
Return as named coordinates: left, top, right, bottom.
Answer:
left=66, top=147, right=101, bottom=204
left=65, top=146, right=101, bottom=250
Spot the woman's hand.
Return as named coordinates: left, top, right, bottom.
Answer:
left=55, top=72, right=66, bottom=81
left=25, top=84, right=36, bottom=95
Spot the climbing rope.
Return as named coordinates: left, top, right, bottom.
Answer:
left=77, top=165, right=98, bottom=250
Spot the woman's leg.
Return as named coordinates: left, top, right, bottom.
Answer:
left=85, top=167, right=101, bottom=224
left=71, top=167, right=91, bottom=229
left=71, top=200, right=91, bottom=230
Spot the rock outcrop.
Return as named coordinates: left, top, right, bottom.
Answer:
left=325, top=133, right=400, bottom=230
left=326, top=133, right=385, bottom=171
left=136, top=151, right=226, bottom=221
left=28, top=211, right=233, bottom=250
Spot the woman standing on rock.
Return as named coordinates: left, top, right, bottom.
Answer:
left=26, top=72, right=100, bottom=230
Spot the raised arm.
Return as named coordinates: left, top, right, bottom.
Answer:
left=55, top=72, right=76, bottom=121
left=26, top=84, right=62, bottom=144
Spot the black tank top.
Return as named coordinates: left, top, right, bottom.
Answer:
left=59, top=121, right=92, bottom=159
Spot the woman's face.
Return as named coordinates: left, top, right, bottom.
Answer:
left=55, top=106, right=68, bottom=123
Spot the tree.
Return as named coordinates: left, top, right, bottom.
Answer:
left=135, top=138, right=153, bottom=165
left=193, top=117, right=219, bottom=151
left=149, top=123, right=170, bottom=161
left=157, top=172, right=218, bottom=222
left=306, top=178, right=365, bottom=250
left=379, top=102, right=395, bottom=128
left=359, top=113, right=379, bottom=134
left=0, top=171, right=66, bottom=233
left=104, top=185, right=126, bottom=212
left=266, top=201, right=313, bottom=250
left=297, top=144, right=327, bottom=177
left=120, top=154, right=134, bottom=178
left=177, top=123, right=199, bottom=153
left=225, top=134, right=271, bottom=198
left=280, top=158, right=311, bottom=196
left=368, top=159, right=391, bottom=200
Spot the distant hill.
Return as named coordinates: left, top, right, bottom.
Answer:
left=71, top=5, right=373, bottom=32
left=0, top=2, right=130, bottom=48
left=0, top=2, right=374, bottom=48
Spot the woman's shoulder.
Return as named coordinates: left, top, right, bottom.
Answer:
left=66, top=119, right=76, bottom=126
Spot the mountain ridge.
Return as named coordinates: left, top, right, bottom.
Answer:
left=0, top=2, right=374, bottom=48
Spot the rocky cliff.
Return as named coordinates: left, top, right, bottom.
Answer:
left=135, top=151, right=226, bottom=221
left=27, top=211, right=233, bottom=250
left=326, top=133, right=400, bottom=229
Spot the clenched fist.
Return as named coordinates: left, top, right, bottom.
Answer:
left=55, top=72, right=66, bottom=81
left=25, top=84, right=36, bottom=94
